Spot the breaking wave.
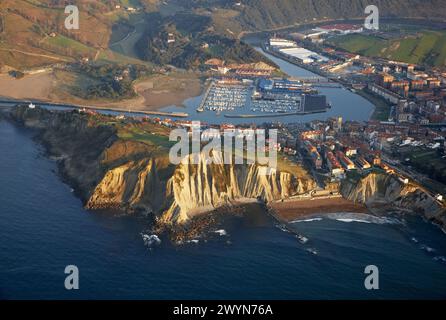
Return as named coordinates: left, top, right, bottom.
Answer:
left=214, top=229, right=227, bottom=236
left=420, top=245, right=436, bottom=253
left=141, top=234, right=161, bottom=248
left=326, top=213, right=401, bottom=225
left=290, top=213, right=400, bottom=225
left=306, top=248, right=318, bottom=255
left=290, top=218, right=323, bottom=224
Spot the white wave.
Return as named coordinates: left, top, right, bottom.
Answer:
left=296, top=234, right=309, bottom=244
left=420, top=245, right=436, bottom=253
left=336, top=218, right=372, bottom=224
left=141, top=234, right=161, bottom=247
left=326, top=212, right=400, bottom=225
left=214, top=229, right=227, bottom=236
left=290, top=218, right=323, bottom=223
left=433, top=256, right=446, bottom=263
left=275, top=224, right=290, bottom=232
left=306, top=248, right=318, bottom=255
left=411, top=237, right=419, bottom=243
left=187, top=239, right=199, bottom=244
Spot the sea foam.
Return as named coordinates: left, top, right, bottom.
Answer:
left=326, top=212, right=400, bottom=225
left=290, top=218, right=323, bottom=223
left=141, top=234, right=161, bottom=247
left=214, top=229, right=227, bottom=236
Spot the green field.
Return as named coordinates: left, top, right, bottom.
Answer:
left=117, top=124, right=175, bottom=149
left=328, top=30, right=446, bottom=67
left=46, top=35, right=95, bottom=55
left=119, top=0, right=140, bottom=7
left=358, top=89, right=392, bottom=121
left=399, top=147, right=446, bottom=189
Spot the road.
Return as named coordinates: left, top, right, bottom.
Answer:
left=381, top=155, right=445, bottom=205
left=0, top=48, right=70, bottom=62
left=0, top=98, right=189, bottom=118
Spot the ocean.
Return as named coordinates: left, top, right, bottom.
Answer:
left=1, top=120, right=445, bottom=299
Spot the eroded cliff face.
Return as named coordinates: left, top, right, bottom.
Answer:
left=341, top=172, right=446, bottom=228
left=11, top=106, right=316, bottom=225
left=86, top=158, right=165, bottom=214
left=12, top=107, right=446, bottom=230
left=161, top=151, right=316, bottom=223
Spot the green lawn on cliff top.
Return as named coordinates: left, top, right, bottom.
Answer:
left=117, top=123, right=175, bottom=149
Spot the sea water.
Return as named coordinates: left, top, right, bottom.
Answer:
left=0, top=120, right=445, bottom=299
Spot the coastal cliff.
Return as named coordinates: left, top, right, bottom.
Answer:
left=10, top=106, right=316, bottom=226
left=87, top=150, right=316, bottom=224
left=10, top=106, right=446, bottom=235
left=161, top=151, right=316, bottom=223
left=86, top=158, right=166, bottom=214
left=341, top=172, right=446, bottom=228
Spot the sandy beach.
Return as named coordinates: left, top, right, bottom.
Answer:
left=0, top=72, right=56, bottom=101
left=0, top=71, right=203, bottom=112
left=271, top=197, right=367, bottom=222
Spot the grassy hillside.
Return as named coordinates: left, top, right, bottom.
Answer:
left=0, top=0, right=148, bottom=69
left=328, top=30, right=446, bottom=67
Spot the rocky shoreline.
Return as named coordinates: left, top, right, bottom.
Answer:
left=341, top=172, right=446, bottom=231
left=8, top=106, right=317, bottom=240
left=8, top=105, right=446, bottom=240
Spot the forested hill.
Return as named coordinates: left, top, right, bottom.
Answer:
left=207, top=0, right=446, bottom=31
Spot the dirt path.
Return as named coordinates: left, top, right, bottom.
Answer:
left=0, top=48, right=70, bottom=62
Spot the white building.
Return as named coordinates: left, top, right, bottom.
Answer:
left=269, top=38, right=297, bottom=48
left=314, top=24, right=363, bottom=35
left=279, top=47, right=328, bottom=64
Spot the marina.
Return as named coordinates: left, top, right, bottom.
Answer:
left=197, top=77, right=330, bottom=118
left=2, top=49, right=375, bottom=126
left=198, top=81, right=251, bottom=113
left=157, top=46, right=376, bottom=125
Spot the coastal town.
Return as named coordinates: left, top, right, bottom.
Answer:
left=12, top=21, right=445, bottom=204
left=264, top=24, right=446, bottom=126
left=67, top=98, right=445, bottom=207
left=5, top=20, right=446, bottom=207
left=136, top=23, right=446, bottom=202
left=172, top=23, right=446, bottom=201
left=3, top=0, right=446, bottom=301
